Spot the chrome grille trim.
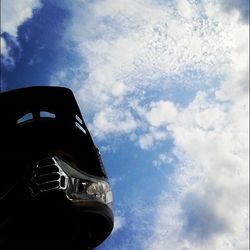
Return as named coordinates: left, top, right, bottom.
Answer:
left=30, top=157, right=69, bottom=196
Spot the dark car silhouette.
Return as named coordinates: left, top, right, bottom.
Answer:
left=0, top=86, right=114, bottom=249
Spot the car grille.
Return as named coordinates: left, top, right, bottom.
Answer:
left=30, top=157, right=68, bottom=196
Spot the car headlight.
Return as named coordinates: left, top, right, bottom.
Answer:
left=66, top=176, right=113, bottom=207
left=30, top=156, right=112, bottom=208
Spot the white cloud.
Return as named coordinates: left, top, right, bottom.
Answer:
left=130, top=1, right=249, bottom=248
left=0, top=37, right=12, bottom=66
left=216, top=22, right=249, bottom=102
left=138, top=128, right=168, bottom=150
left=51, top=0, right=234, bottom=137
left=90, top=107, right=137, bottom=138
left=144, top=54, right=248, bottom=250
left=49, top=1, right=249, bottom=249
left=1, top=0, right=41, bottom=67
left=219, top=0, right=249, bottom=23
left=1, top=0, right=41, bottom=37
left=1, top=37, right=7, bottom=55
left=177, top=0, right=196, bottom=19
left=143, top=4, right=249, bottom=247
left=153, top=153, right=174, bottom=167
left=138, top=133, right=155, bottom=150
left=145, top=101, right=178, bottom=127
left=112, top=215, right=126, bottom=234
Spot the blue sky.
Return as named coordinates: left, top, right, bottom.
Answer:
left=1, top=1, right=249, bottom=249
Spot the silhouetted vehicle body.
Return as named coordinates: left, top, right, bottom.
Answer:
left=0, top=87, right=113, bottom=249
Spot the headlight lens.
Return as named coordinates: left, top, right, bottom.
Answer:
left=30, top=156, right=112, bottom=208
left=66, top=177, right=112, bottom=207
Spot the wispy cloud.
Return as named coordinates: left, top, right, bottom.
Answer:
left=145, top=90, right=248, bottom=249
left=142, top=6, right=249, bottom=247
left=0, top=37, right=14, bottom=67
left=219, top=0, right=249, bottom=23
left=0, top=0, right=41, bottom=68
left=50, top=0, right=249, bottom=249
left=51, top=0, right=232, bottom=131
left=112, top=214, right=126, bottom=234
left=90, top=107, right=138, bottom=138
left=1, top=0, right=41, bottom=37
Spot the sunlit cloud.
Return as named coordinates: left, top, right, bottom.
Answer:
left=145, top=91, right=248, bottom=250
left=1, top=0, right=248, bottom=249
left=49, top=0, right=249, bottom=249
left=0, top=0, right=41, bottom=67
left=219, top=0, right=249, bottom=23
left=112, top=215, right=126, bottom=234
left=51, top=0, right=232, bottom=123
